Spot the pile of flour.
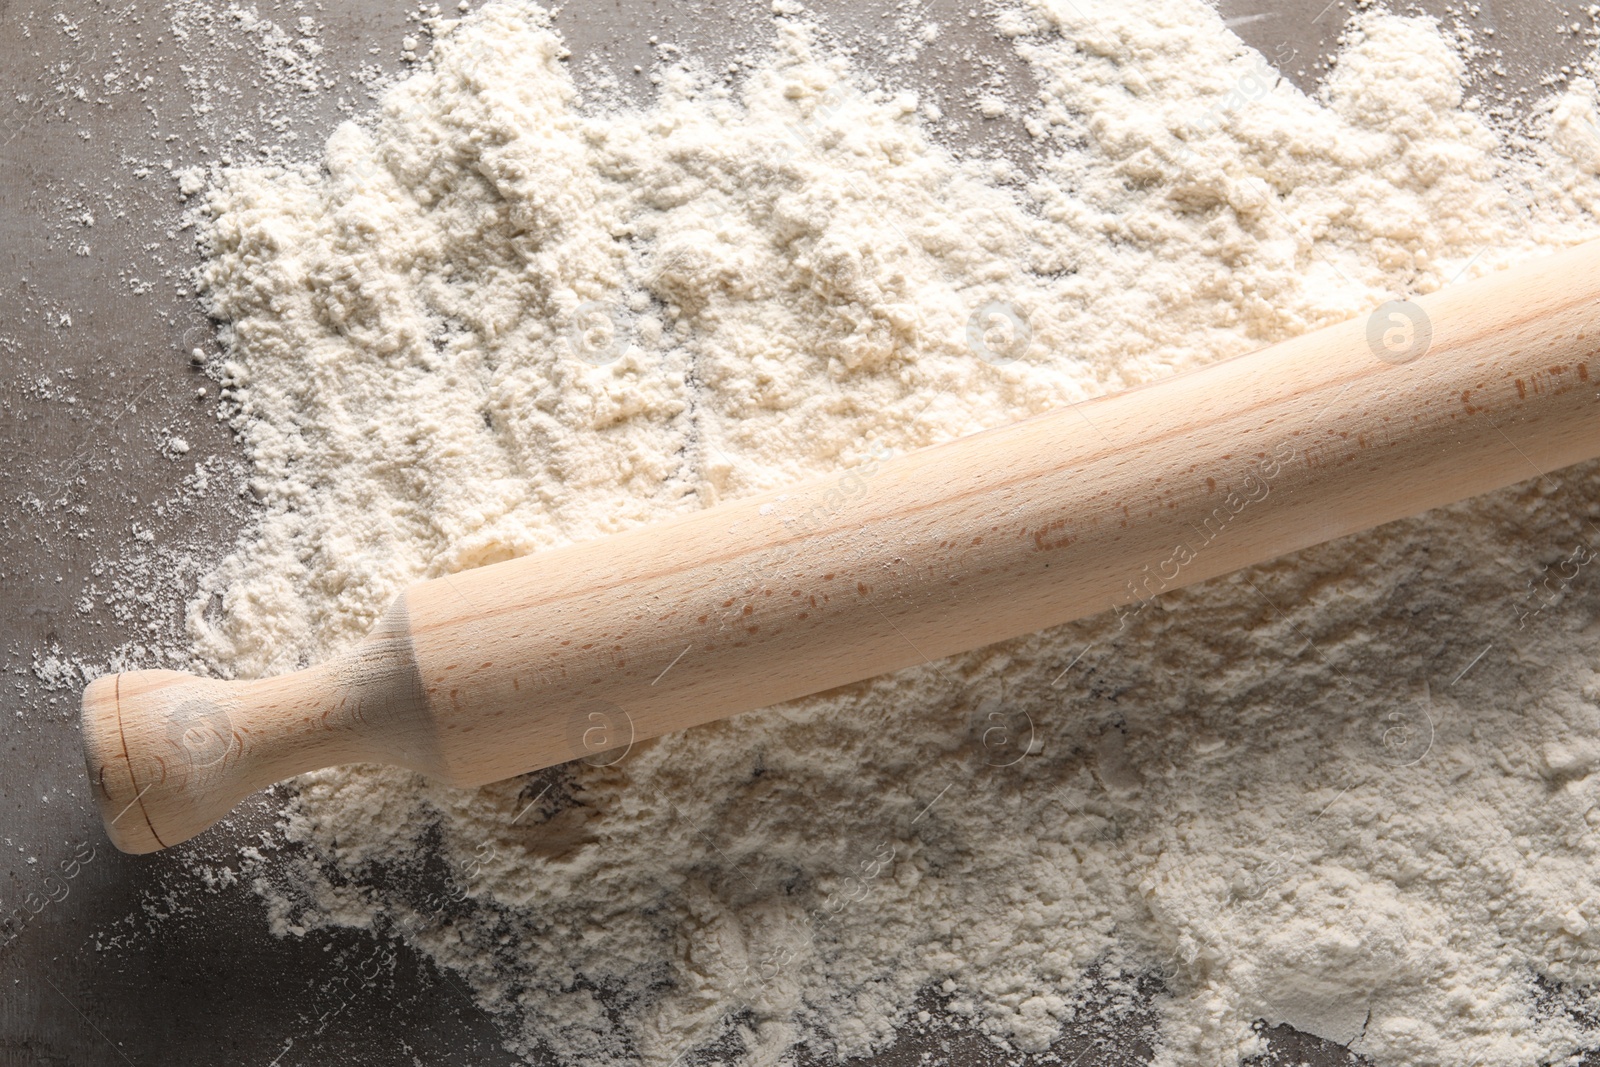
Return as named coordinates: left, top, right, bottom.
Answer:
left=190, top=1, right=1600, bottom=1064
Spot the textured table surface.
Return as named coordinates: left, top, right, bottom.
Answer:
left=0, top=1, right=1586, bottom=1064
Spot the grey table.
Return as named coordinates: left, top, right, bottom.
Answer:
left=0, top=1, right=1588, bottom=1064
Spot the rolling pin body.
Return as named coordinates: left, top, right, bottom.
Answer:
left=85, top=242, right=1600, bottom=853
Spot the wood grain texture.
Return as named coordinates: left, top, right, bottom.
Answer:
left=84, top=240, right=1600, bottom=853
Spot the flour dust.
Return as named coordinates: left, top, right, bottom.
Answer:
left=190, top=1, right=1600, bottom=1064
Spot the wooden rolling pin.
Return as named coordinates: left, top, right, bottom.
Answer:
left=84, top=241, right=1600, bottom=854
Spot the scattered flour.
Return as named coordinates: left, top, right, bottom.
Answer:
left=189, top=1, right=1600, bottom=1064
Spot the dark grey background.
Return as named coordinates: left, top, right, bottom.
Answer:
left=0, top=0, right=1592, bottom=1064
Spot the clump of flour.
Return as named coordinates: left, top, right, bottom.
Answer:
left=191, top=1, right=1600, bottom=1064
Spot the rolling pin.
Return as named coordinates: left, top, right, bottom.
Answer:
left=84, top=241, right=1600, bottom=854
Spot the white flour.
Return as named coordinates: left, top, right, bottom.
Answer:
left=191, top=1, right=1600, bottom=1064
